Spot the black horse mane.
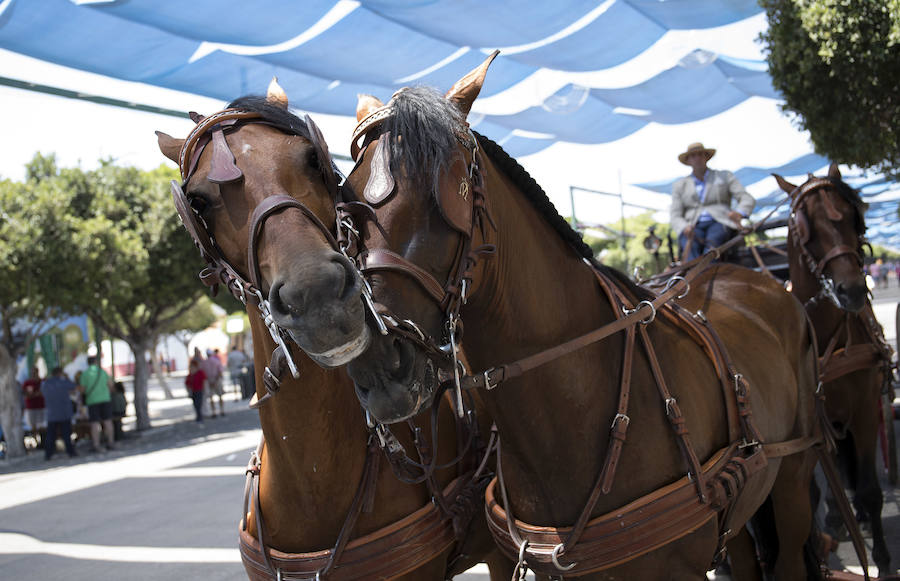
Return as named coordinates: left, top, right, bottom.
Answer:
left=227, top=95, right=313, bottom=140
left=384, top=87, right=465, bottom=194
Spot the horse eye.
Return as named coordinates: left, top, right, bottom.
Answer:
left=188, top=195, right=209, bottom=215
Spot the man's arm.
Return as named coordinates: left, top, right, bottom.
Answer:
left=670, top=179, right=689, bottom=235
left=726, top=171, right=755, bottom=218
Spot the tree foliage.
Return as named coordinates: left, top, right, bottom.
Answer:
left=584, top=212, right=676, bottom=277
left=760, top=1, right=900, bottom=175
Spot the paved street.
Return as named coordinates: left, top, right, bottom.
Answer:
left=0, top=286, right=897, bottom=580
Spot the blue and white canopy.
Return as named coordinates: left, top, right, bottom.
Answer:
left=0, top=0, right=895, bottom=246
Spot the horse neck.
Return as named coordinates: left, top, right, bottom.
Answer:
left=247, top=310, right=372, bottom=550
left=786, top=235, right=870, bottom=350
left=461, top=156, right=628, bottom=523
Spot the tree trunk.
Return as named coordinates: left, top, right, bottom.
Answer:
left=127, top=337, right=153, bottom=431
left=151, top=335, right=174, bottom=399
left=0, top=343, right=25, bottom=458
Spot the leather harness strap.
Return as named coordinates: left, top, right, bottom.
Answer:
left=239, top=435, right=461, bottom=581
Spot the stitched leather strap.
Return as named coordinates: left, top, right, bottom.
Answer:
left=359, top=248, right=448, bottom=305
left=247, top=194, right=339, bottom=290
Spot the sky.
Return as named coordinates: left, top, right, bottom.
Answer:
left=0, top=12, right=821, bottom=228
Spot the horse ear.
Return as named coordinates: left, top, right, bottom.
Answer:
left=267, top=77, right=289, bottom=109
left=357, top=94, right=384, bottom=122
left=445, top=50, right=499, bottom=118
left=156, top=131, right=184, bottom=164
left=827, top=162, right=842, bottom=180
left=772, top=173, right=797, bottom=194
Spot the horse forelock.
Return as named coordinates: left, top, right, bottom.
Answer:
left=385, top=87, right=465, bottom=198
left=226, top=96, right=314, bottom=142
left=827, top=177, right=867, bottom=234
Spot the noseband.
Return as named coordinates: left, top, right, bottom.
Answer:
left=172, top=107, right=345, bottom=404
left=787, top=177, right=866, bottom=307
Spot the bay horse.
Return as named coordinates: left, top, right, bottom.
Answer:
left=343, top=54, right=825, bottom=580
left=156, top=92, right=510, bottom=580
left=774, top=167, right=895, bottom=577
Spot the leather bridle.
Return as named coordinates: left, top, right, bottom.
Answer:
left=787, top=177, right=866, bottom=308
left=172, top=107, right=345, bottom=405
left=349, top=103, right=494, bottom=418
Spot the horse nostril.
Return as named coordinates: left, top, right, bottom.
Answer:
left=332, top=255, right=360, bottom=302
left=269, top=280, right=306, bottom=317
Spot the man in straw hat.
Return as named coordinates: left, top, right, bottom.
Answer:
left=670, top=142, right=755, bottom=262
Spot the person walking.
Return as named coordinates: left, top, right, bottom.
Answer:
left=22, top=366, right=46, bottom=443
left=78, top=356, right=115, bottom=452
left=202, top=349, right=225, bottom=417
left=40, top=367, right=78, bottom=460
left=670, top=142, right=755, bottom=262
left=185, top=358, right=207, bottom=423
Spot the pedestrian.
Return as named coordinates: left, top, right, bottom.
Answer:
left=185, top=358, right=207, bottom=423
left=202, top=348, right=225, bottom=417
left=78, top=355, right=115, bottom=452
left=22, top=366, right=45, bottom=444
left=39, top=367, right=78, bottom=460
left=111, top=381, right=128, bottom=440
left=226, top=345, right=249, bottom=394
left=670, top=142, right=755, bottom=262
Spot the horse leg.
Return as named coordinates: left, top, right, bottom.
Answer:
left=483, top=549, right=515, bottom=581
left=726, top=526, right=763, bottom=581
left=853, top=436, right=891, bottom=576
left=769, top=451, right=820, bottom=580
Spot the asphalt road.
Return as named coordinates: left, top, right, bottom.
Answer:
left=0, top=286, right=897, bottom=580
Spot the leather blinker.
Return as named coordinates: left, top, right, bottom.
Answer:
left=436, top=153, right=474, bottom=235
left=304, top=114, right=339, bottom=200
left=170, top=180, right=219, bottom=262
left=207, top=128, right=244, bottom=184
left=363, top=132, right=396, bottom=205
left=792, top=209, right=810, bottom=245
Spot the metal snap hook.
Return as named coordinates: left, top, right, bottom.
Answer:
left=624, top=300, right=656, bottom=324
left=664, top=275, right=689, bottom=299
left=551, top=542, right=577, bottom=571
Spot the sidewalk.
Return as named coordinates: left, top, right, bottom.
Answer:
left=0, top=374, right=258, bottom=476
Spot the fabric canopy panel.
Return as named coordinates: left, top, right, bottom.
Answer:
left=0, top=0, right=763, bottom=157
left=635, top=152, right=833, bottom=193
left=476, top=50, right=778, bottom=149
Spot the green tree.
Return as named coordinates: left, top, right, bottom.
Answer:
left=47, top=160, right=205, bottom=430
left=0, top=171, right=71, bottom=458
left=760, top=1, right=900, bottom=175
left=584, top=212, right=675, bottom=277
left=164, top=295, right=219, bottom=364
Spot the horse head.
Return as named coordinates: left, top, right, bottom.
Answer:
left=774, top=163, right=869, bottom=312
left=157, top=86, right=370, bottom=367
left=344, top=53, right=498, bottom=423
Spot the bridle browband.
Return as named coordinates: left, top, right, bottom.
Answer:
left=172, top=107, right=346, bottom=403
left=787, top=177, right=866, bottom=308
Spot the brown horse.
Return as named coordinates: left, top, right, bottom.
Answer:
left=775, top=167, right=894, bottom=577
left=343, top=54, right=824, bottom=580
left=156, top=93, right=510, bottom=580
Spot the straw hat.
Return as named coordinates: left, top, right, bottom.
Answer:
left=678, top=142, right=716, bottom=165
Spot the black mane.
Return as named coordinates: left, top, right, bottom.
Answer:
left=385, top=87, right=465, bottom=197
left=227, top=95, right=312, bottom=140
